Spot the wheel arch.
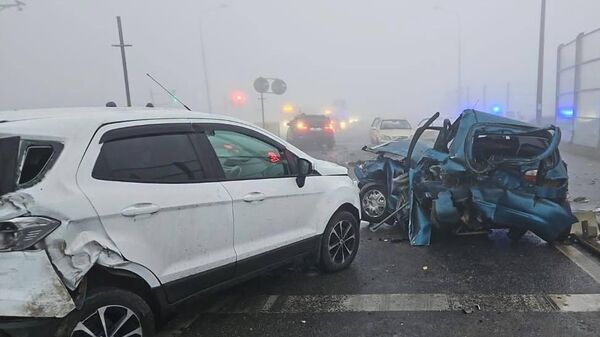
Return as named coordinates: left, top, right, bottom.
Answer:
left=83, top=264, right=167, bottom=320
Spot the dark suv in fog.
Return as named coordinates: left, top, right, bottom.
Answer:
left=287, top=114, right=335, bottom=149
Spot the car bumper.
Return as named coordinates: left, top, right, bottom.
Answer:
left=0, top=317, right=59, bottom=337
left=0, top=251, right=75, bottom=319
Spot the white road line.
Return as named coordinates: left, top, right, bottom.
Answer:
left=260, top=295, right=279, bottom=312
left=208, top=293, right=600, bottom=314
left=549, top=294, right=600, bottom=312
left=554, top=243, right=600, bottom=284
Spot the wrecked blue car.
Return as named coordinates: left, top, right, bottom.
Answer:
left=355, top=109, right=577, bottom=245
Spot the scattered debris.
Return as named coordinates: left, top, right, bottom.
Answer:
left=422, top=265, right=428, bottom=271
left=573, top=196, right=590, bottom=203
left=300, top=320, right=307, bottom=324
left=462, top=307, right=474, bottom=314
left=475, top=304, right=481, bottom=311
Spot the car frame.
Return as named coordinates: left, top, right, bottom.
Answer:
left=0, top=107, right=360, bottom=337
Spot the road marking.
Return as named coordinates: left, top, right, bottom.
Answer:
left=554, top=244, right=600, bottom=284
left=207, top=293, right=600, bottom=314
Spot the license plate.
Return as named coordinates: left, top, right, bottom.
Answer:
left=310, top=127, right=322, bottom=131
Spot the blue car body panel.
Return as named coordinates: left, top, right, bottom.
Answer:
left=355, top=110, right=577, bottom=245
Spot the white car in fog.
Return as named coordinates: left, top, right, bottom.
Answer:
left=370, top=118, right=413, bottom=144
left=0, top=107, right=360, bottom=337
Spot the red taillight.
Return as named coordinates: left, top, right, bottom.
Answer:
left=324, top=122, right=335, bottom=132
left=523, top=169, right=538, bottom=184
left=296, top=121, right=308, bottom=131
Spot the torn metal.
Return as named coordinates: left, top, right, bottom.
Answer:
left=355, top=110, right=578, bottom=245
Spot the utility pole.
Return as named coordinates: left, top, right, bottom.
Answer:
left=535, top=0, right=547, bottom=125
left=482, top=85, right=487, bottom=110
left=506, top=82, right=511, bottom=112
left=112, top=16, right=133, bottom=107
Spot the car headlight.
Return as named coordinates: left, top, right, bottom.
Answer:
left=0, top=217, right=60, bottom=251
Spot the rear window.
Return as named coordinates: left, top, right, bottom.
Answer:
left=381, top=120, right=411, bottom=130
left=18, top=146, right=54, bottom=185
left=298, top=115, right=330, bottom=126
left=92, top=133, right=207, bottom=183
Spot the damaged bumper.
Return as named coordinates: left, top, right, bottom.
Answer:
left=0, top=250, right=75, bottom=319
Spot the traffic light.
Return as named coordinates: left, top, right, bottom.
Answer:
left=230, top=90, right=247, bottom=106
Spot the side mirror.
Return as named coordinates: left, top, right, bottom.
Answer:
left=296, top=158, right=312, bottom=188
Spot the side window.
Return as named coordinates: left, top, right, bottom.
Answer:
left=18, top=146, right=54, bottom=185
left=206, top=130, right=291, bottom=180
left=93, top=133, right=206, bottom=183
left=372, top=118, right=381, bottom=128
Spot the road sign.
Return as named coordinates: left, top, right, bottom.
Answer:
left=253, top=77, right=270, bottom=93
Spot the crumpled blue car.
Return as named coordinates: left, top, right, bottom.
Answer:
left=355, top=110, right=577, bottom=245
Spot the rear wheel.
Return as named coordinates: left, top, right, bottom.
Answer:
left=55, top=288, right=155, bottom=337
left=319, top=211, right=360, bottom=272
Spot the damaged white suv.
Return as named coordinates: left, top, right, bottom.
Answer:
left=0, top=108, right=360, bottom=337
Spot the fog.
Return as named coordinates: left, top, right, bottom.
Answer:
left=1, top=0, right=600, bottom=125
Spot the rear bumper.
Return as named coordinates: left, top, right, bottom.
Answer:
left=0, top=317, right=59, bottom=337
left=292, top=132, right=334, bottom=143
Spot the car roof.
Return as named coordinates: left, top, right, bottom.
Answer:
left=0, top=107, right=253, bottom=139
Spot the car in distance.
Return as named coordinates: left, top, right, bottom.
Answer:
left=0, top=107, right=360, bottom=337
left=370, top=118, right=413, bottom=144
left=287, top=114, right=335, bottom=149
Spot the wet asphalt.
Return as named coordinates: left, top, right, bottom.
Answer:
left=157, top=132, right=600, bottom=337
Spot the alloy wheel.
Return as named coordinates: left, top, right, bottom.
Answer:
left=71, top=305, right=143, bottom=337
left=328, top=220, right=356, bottom=264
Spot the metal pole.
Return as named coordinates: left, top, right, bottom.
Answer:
left=199, top=20, right=213, bottom=113
left=112, top=16, right=132, bottom=107
left=506, top=82, right=511, bottom=112
left=457, top=14, right=463, bottom=113
left=482, top=85, right=487, bottom=110
left=535, top=0, right=547, bottom=125
left=260, top=92, right=266, bottom=128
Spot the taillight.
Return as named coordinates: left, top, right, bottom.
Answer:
left=296, top=122, right=308, bottom=131
left=324, top=122, right=335, bottom=132
left=0, top=217, right=60, bottom=251
left=523, top=169, right=538, bottom=184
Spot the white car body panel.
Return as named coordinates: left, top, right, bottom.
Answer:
left=77, top=120, right=236, bottom=284
left=0, top=107, right=361, bottom=320
left=0, top=251, right=75, bottom=318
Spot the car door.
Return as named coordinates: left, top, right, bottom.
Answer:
left=197, top=123, right=323, bottom=275
left=77, top=121, right=236, bottom=303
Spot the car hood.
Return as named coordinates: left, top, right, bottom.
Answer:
left=313, top=159, right=348, bottom=176
left=378, top=129, right=412, bottom=138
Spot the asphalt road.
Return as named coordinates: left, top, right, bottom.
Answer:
left=157, top=132, right=600, bottom=337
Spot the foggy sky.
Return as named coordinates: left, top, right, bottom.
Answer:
left=1, top=0, right=600, bottom=125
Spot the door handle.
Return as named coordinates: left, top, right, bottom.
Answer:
left=121, top=203, right=161, bottom=217
left=243, top=192, right=266, bottom=203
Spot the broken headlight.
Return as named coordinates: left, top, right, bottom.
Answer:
left=0, top=217, right=60, bottom=251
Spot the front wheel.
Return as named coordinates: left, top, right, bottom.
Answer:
left=360, top=183, right=389, bottom=223
left=55, top=287, right=155, bottom=337
left=319, top=210, right=360, bottom=272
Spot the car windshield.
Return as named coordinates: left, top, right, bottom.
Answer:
left=380, top=119, right=411, bottom=130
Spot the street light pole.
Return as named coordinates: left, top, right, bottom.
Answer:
left=199, top=20, right=213, bottom=113
left=535, top=0, right=547, bottom=125
left=198, top=4, right=227, bottom=114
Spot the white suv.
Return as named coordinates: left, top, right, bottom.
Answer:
left=0, top=108, right=360, bottom=337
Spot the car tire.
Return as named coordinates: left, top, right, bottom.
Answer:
left=55, top=287, right=155, bottom=337
left=360, top=183, right=389, bottom=223
left=319, top=210, right=360, bottom=272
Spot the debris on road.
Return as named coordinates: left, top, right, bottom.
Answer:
left=422, top=265, right=428, bottom=271
left=573, top=196, right=590, bottom=203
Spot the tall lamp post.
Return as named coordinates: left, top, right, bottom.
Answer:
left=435, top=5, right=463, bottom=113
left=199, top=3, right=228, bottom=113
left=535, top=0, right=547, bottom=125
